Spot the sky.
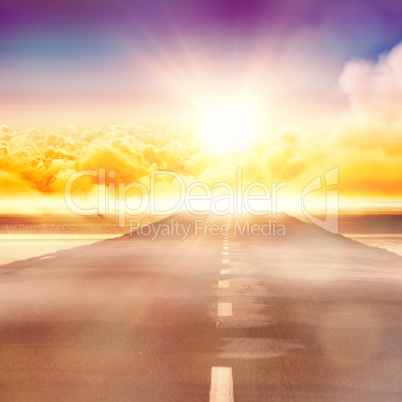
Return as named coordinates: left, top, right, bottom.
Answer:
left=0, top=0, right=402, bottom=212
left=1, top=0, right=402, bottom=127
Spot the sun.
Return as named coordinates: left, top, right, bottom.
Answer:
left=200, top=101, right=258, bottom=154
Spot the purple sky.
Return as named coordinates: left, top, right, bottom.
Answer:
left=1, top=0, right=401, bottom=42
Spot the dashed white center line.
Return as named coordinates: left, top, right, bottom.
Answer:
left=212, top=232, right=234, bottom=400
left=218, top=280, right=230, bottom=288
left=218, top=302, right=233, bottom=317
left=209, top=367, right=234, bottom=402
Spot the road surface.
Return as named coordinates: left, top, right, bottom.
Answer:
left=0, top=213, right=402, bottom=401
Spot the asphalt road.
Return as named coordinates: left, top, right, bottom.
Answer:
left=0, top=213, right=402, bottom=401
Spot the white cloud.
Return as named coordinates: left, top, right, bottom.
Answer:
left=339, top=41, right=402, bottom=119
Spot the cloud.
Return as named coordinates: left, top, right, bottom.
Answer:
left=0, top=122, right=217, bottom=201
left=339, top=41, right=402, bottom=119
left=0, top=170, right=40, bottom=196
left=1, top=115, right=401, bottom=206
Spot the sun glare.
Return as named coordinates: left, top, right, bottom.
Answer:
left=201, top=102, right=258, bottom=154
